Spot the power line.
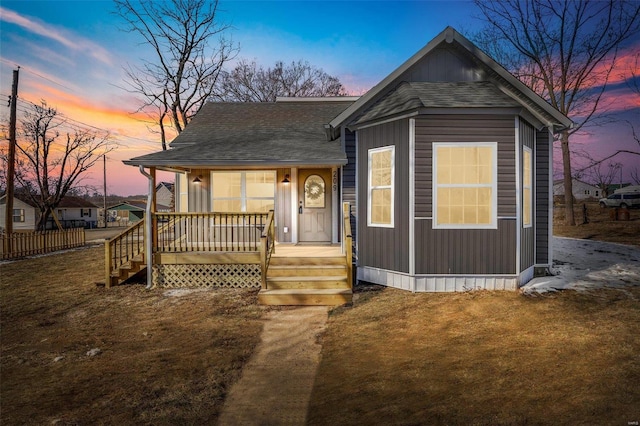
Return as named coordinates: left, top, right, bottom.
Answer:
left=0, top=60, right=77, bottom=92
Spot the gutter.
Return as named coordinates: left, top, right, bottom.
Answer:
left=138, top=165, right=154, bottom=289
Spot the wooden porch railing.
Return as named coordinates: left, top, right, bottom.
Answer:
left=154, top=212, right=269, bottom=252
left=104, top=219, right=144, bottom=288
left=259, top=210, right=275, bottom=289
left=1, top=228, right=85, bottom=260
left=343, top=202, right=353, bottom=288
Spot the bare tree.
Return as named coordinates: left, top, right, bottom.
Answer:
left=114, top=0, right=237, bottom=149
left=584, top=161, right=622, bottom=198
left=473, top=0, right=640, bottom=225
left=3, top=101, right=113, bottom=230
left=216, top=59, right=348, bottom=102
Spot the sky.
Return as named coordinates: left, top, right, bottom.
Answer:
left=0, top=0, right=638, bottom=196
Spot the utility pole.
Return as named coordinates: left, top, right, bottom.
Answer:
left=103, top=154, right=107, bottom=228
left=4, top=67, right=19, bottom=255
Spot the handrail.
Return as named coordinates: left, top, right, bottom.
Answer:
left=105, top=219, right=145, bottom=288
left=260, top=210, right=275, bottom=289
left=154, top=212, right=269, bottom=252
left=343, top=202, right=353, bottom=289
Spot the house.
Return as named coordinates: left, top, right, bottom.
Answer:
left=121, top=27, right=572, bottom=302
left=1, top=194, right=98, bottom=230
left=553, top=179, right=601, bottom=201
left=156, top=182, right=175, bottom=210
left=50, top=196, right=99, bottom=229
left=107, top=200, right=171, bottom=225
left=0, top=195, right=38, bottom=231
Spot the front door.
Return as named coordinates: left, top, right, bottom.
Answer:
left=298, top=169, right=332, bottom=243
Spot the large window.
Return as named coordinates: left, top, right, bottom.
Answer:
left=368, top=146, right=394, bottom=227
left=433, top=142, right=497, bottom=229
left=523, top=147, right=532, bottom=227
left=211, top=171, right=275, bottom=213
left=12, top=209, right=25, bottom=223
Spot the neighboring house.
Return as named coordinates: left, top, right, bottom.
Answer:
left=156, top=182, right=175, bottom=210
left=108, top=200, right=170, bottom=224
left=0, top=195, right=38, bottom=231
left=124, top=27, right=572, bottom=294
left=50, top=196, right=99, bottom=229
left=553, top=179, right=601, bottom=201
left=1, top=195, right=97, bottom=230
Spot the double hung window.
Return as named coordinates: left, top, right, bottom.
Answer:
left=368, top=146, right=395, bottom=227
left=433, top=142, right=497, bottom=229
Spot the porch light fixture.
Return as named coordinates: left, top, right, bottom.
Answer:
left=282, top=174, right=290, bottom=184
left=193, top=175, right=202, bottom=183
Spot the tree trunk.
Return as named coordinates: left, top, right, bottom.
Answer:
left=561, top=130, right=576, bottom=225
left=37, top=208, right=51, bottom=231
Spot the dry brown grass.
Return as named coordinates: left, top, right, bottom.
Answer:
left=554, top=202, right=640, bottom=247
left=0, top=245, right=267, bottom=425
left=309, top=286, right=640, bottom=425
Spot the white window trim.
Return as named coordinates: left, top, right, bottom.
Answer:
left=367, top=145, right=395, bottom=228
left=211, top=171, right=276, bottom=212
left=12, top=208, right=25, bottom=223
left=523, top=146, right=533, bottom=228
left=432, top=142, right=498, bottom=230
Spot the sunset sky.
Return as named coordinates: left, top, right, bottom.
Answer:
left=1, top=0, right=638, bottom=196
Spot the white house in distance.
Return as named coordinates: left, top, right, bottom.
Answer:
left=0, top=195, right=38, bottom=231
left=553, top=179, right=601, bottom=201
left=0, top=195, right=98, bottom=231
left=156, top=182, right=175, bottom=210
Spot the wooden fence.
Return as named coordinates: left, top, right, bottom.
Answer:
left=0, top=228, right=85, bottom=260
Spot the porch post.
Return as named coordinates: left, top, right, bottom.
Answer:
left=150, top=167, right=158, bottom=250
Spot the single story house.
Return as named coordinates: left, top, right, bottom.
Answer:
left=1, top=195, right=98, bottom=230
left=108, top=200, right=171, bottom=224
left=50, top=196, right=99, bottom=229
left=121, top=27, right=572, bottom=302
left=553, top=179, right=601, bottom=201
left=0, top=195, right=38, bottom=231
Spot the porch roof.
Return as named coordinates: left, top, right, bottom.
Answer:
left=125, top=99, right=355, bottom=168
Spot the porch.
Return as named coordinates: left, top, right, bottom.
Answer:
left=105, top=205, right=353, bottom=306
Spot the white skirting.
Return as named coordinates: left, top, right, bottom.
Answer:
left=358, top=266, right=519, bottom=292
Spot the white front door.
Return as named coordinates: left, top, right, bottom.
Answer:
left=298, top=169, right=332, bottom=243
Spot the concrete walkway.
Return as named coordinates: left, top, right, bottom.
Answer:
left=218, top=306, right=329, bottom=425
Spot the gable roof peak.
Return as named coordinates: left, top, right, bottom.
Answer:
left=330, top=26, right=572, bottom=134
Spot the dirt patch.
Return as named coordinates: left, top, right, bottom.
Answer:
left=554, top=202, right=640, bottom=247
left=0, top=246, right=268, bottom=425
left=308, top=287, right=640, bottom=425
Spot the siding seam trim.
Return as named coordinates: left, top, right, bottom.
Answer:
left=409, top=118, right=416, bottom=288
left=515, top=117, right=521, bottom=273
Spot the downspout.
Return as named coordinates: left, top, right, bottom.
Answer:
left=139, top=165, right=154, bottom=289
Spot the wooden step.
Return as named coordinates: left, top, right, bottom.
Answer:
left=258, top=288, right=352, bottom=306
left=269, top=256, right=346, bottom=266
left=267, top=264, right=346, bottom=277
left=266, top=275, right=349, bottom=289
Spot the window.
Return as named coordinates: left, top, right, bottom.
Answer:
left=433, top=142, right=497, bottom=229
left=12, top=209, right=25, bottom=223
left=81, top=208, right=92, bottom=217
left=523, top=147, right=532, bottom=227
left=368, top=146, right=394, bottom=227
left=211, top=171, right=275, bottom=213
left=178, top=173, right=188, bottom=212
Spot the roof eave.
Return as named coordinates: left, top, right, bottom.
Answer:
left=124, top=158, right=348, bottom=169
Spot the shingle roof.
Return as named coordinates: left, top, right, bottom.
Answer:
left=126, top=100, right=355, bottom=168
left=57, top=196, right=98, bottom=208
left=354, top=81, right=521, bottom=125
left=331, top=26, right=572, bottom=134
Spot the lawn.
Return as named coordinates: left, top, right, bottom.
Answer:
left=554, top=201, right=640, bottom=247
left=0, top=245, right=267, bottom=425
left=308, top=286, right=640, bottom=425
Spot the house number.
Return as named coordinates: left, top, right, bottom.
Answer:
left=332, top=170, right=338, bottom=191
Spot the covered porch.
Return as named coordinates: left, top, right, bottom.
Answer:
left=105, top=206, right=353, bottom=305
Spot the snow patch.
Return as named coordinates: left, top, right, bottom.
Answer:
left=522, top=237, right=640, bottom=294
